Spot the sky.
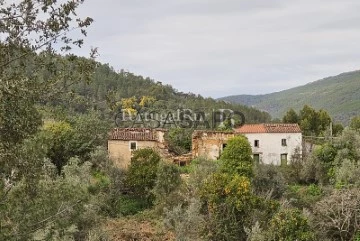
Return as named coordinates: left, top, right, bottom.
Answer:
left=74, top=0, right=360, bottom=98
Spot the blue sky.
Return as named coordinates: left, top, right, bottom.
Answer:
left=74, top=0, right=360, bottom=98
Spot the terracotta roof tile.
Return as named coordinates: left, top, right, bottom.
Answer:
left=235, top=123, right=301, bottom=133
left=235, top=124, right=267, bottom=133
left=110, top=128, right=157, bottom=141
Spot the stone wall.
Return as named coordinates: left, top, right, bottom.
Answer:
left=192, top=131, right=236, bottom=160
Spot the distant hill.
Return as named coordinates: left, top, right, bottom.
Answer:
left=46, top=61, right=272, bottom=125
left=219, top=70, right=360, bottom=124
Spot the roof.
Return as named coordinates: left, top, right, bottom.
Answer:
left=192, top=130, right=235, bottom=135
left=235, top=123, right=301, bottom=134
left=110, top=128, right=158, bottom=141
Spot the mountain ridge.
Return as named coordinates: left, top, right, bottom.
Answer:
left=219, top=70, right=360, bottom=123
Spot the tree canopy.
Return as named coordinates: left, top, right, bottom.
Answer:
left=283, top=105, right=343, bottom=136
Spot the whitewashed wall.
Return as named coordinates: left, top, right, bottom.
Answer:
left=244, top=133, right=302, bottom=165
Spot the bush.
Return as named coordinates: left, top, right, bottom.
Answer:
left=220, top=135, right=253, bottom=177
left=88, top=170, right=111, bottom=195
left=2, top=159, right=101, bottom=240
left=253, top=164, right=286, bottom=199
left=286, top=184, right=324, bottom=210
left=280, top=147, right=304, bottom=184
left=300, top=155, right=328, bottom=184
left=88, top=146, right=110, bottom=170
left=245, top=222, right=266, bottom=241
left=163, top=198, right=205, bottom=241
left=187, top=158, right=219, bottom=191
left=267, top=209, right=315, bottom=241
left=350, top=116, right=360, bottom=132
left=165, top=127, right=192, bottom=155
left=126, top=148, right=161, bottom=204
left=152, top=162, right=182, bottom=210
left=334, top=159, right=360, bottom=188
left=313, top=188, right=360, bottom=241
left=306, top=184, right=322, bottom=196
left=116, top=196, right=150, bottom=216
left=99, top=164, right=127, bottom=217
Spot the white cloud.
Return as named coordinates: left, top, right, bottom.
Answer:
left=74, top=0, right=360, bottom=98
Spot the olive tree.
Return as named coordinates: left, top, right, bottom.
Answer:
left=313, top=189, right=360, bottom=241
left=0, top=1, right=98, bottom=239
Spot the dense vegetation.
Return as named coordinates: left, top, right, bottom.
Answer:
left=2, top=1, right=360, bottom=240
left=47, top=62, right=272, bottom=127
left=282, top=105, right=344, bottom=136
left=219, top=70, right=360, bottom=124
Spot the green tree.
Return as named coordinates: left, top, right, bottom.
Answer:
left=267, top=209, right=315, bottom=241
left=283, top=108, right=299, bottom=123
left=41, top=121, right=75, bottom=174
left=0, top=0, right=95, bottom=176
left=199, top=136, right=278, bottom=240
left=152, top=162, right=182, bottom=209
left=318, top=109, right=331, bottom=133
left=220, top=135, right=254, bottom=177
left=40, top=113, right=109, bottom=174
left=332, top=122, right=344, bottom=136
left=284, top=105, right=332, bottom=136
left=334, top=129, right=360, bottom=163
left=126, top=148, right=161, bottom=204
left=0, top=1, right=97, bottom=239
left=300, top=105, right=319, bottom=136
left=201, top=172, right=256, bottom=240
left=165, top=127, right=192, bottom=155
left=350, top=116, right=360, bottom=131
left=1, top=158, right=101, bottom=240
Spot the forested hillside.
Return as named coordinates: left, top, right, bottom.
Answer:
left=219, top=70, right=360, bottom=124
left=47, top=62, right=271, bottom=125
left=5, top=1, right=360, bottom=240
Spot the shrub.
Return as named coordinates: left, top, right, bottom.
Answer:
left=306, top=184, right=322, bottom=196
left=187, top=158, right=219, bottom=192
left=116, top=196, right=150, bottom=216
left=313, top=188, right=360, bottom=241
left=285, top=184, right=324, bottom=210
left=88, top=146, right=110, bottom=170
left=165, top=127, right=192, bottom=155
left=253, top=164, right=286, bottom=199
left=152, top=162, right=182, bottom=210
left=334, top=159, right=360, bottom=188
left=2, top=159, right=101, bottom=240
left=300, top=155, right=328, bottom=184
left=163, top=198, right=205, bottom=241
left=220, top=135, right=253, bottom=177
left=126, top=148, right=161, bottom=204
left=245, top=222, right=266, bottom=241
left=267, top=209, right=315, bottom=241
left=280, top=147, right=304, bottom=184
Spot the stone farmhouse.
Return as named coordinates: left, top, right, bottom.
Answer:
left=191, top=130, right=236, bottom=160
left=108, top=128, right=167, bottom=169
left=235, top=123, right=302, bottom=165
left=108, top=128, right=191, bottom=169
left=192, top=123, right=302, bottom=165
left=108, top=123, right=302, bottom=168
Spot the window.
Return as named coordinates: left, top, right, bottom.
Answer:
left=281, top=154, right=288, bottom=166
left=222, top=143, right=227, bottom=150
left=254, top=140, right=259, bottom=147
left=130, top=141, right=137, bottom=150
left=253, top=154, right=260, bottom=164
left=281, top=139, right=287, bottom=146
left=179, top=161, right=186, bottom=167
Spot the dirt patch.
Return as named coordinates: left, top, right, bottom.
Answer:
left=104, top=218, right=174, bottom=241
